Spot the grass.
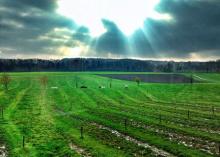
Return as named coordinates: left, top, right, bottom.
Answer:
left=0, top=72, right=220, bottom=157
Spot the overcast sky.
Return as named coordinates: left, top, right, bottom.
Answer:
left=0, top=0, right=220, bottom=61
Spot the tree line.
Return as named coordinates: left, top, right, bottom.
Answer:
left=0, top=58, right=219, bottom=72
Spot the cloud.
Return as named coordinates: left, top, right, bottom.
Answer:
left=90, top=0, right=220, bottom=60
left=140, top=0, right=220, bottom=58
left=0, top=0, right=77, bottom=58
left=93, top=19, right=128, bottom=56
left=0, top=0, right=220, bottom=60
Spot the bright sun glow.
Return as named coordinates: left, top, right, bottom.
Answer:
left=57, top=0, right=169, bottom=37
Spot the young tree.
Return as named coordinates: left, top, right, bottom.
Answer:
left=0, top=73, right=11, bottom=90
left=134, top=77, right=141, bottom=86
left=39, top=76, right=48, bottom=88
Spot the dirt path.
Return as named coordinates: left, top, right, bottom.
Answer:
left=130, top=121, right=218, bottom=155
left=91, top=122, right=176, bottom=157
left=0, top=145, right=7, bottom=157
left=69, top=143, right=92, bottom=157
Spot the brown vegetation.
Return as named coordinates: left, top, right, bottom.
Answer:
left=0, top=73, right=11, bottom=90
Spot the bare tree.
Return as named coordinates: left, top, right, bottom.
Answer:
left=0, top=73, right=11, bottom=90
left=39, top=76, right=48, bottom=88
left=134, top=77, right=141, bottom=86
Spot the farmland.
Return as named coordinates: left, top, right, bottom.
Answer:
left=0, top=72, right=220, bottom=157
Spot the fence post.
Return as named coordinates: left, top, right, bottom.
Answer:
left=23, top=136, right=25, bottom=148
left=124, top=119, right=127, bottom=130
left=218, top=143, right=220, bottom=156
left=188, top=110, right=190, bottom=119
left=212, top=106, right=215, bottom=115
left=1, top=107, right=3, bottom=119
left=80, top=126, right=83, bottom=139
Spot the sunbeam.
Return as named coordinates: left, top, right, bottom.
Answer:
left=57, top=0, right=168, bottom=37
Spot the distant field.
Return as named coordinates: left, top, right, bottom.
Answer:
left=0, top=72, right=220, bottom=157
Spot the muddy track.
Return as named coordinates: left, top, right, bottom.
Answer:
left=92, top=101, right=220, bottom=136
left=0, top=145, right=7, bottom=157
left=87, top=109, right=219, bottom=155
left=56, top=109, right=176, bottom=157
left=90, top=122, right=176, bottom=157
left=69, top=143, right=92, bottom=157
left=130, top=120, right=219, bottom=155
left=78, top=87, right=220, bottom=133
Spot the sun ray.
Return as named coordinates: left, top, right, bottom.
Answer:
left=57, top=0, right=166, bottom=37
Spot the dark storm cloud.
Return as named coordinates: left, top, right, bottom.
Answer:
left=1, top=0, right=57, bottom=12
left=94, top=19, right=128, bottom=55
left=0, top=0, right=76, bottom=57
left=0, top=0, right=220, bottom=60
left=72, top=26, right=91, bottom=44
left=139, top=0, right=220, bottom=58
left=92, top=0, right=220, bottom=59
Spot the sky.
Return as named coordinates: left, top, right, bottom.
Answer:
left=0, top=0, right=220, bottom=61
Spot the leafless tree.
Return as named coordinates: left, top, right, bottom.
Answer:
left=0, top=73, right=11, bottom=90
left=134, top=77, right=141, bottom=86
left=39, top=76, right=48, bottom=88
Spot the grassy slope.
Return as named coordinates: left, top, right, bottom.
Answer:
left=0, top=72, right=220, bottom=157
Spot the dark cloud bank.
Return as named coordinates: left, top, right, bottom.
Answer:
left=0, top=0, right=220, bottom=60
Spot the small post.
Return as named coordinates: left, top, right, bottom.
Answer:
left=188, top=110, right=190, bottom=119
left=190, top=74, right=193, bottom=84
left=80, top=126, right=83, bottom=139
left=124, top=119, right=127, bottom=130
left=1, top=107, right=3, bottom=119
left=212, top=106, right=215, bottom=115
left=159, top=114, right=162, bottom=123
left=218, top=143, right=220, bottom=155
left=22, top=136, right=25, bottom=148
left=109, top=79, right=112, bottom=88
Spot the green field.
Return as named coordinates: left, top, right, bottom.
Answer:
left=0, top=72, right=220, bottom=157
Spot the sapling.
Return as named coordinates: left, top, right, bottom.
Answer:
left=0, top=73, right=11, bottom=90
left=134, top=77, right=141, bottom=86
left=39, top=76, right=48, bottom=88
